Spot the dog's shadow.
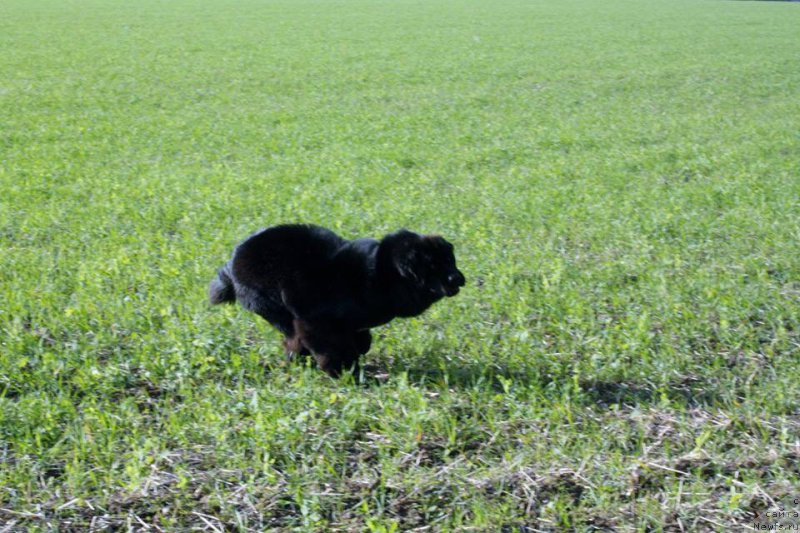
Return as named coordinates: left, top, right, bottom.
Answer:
left=361, top=360, right=532, bottom=392
left=360, top=358, right=724, bottom=407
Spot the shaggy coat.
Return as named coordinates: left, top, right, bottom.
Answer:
left=210, top=224, right=465, bottom=377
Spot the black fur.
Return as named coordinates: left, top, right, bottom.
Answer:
left=208, top=262, right=235, bottom=305
left=210, top=224, right=465, bottom=377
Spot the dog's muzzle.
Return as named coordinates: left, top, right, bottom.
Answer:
left=443, top=271, right=466, bottom=296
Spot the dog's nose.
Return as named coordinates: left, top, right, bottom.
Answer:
left=448, top=272, right=465, bottom=286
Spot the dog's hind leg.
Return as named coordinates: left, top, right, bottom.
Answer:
left=283, top=330, right=311, bottom=361
left=238, top=287, right=307, bottom=361
left=353, top=330, right=372, bottom=356
left=293, top=320, right=361, bottom=378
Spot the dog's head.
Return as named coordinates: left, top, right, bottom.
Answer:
left=385, top=230, right=466, bottom=298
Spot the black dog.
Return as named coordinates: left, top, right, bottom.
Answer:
left=209, top=224, right=465, bottom=377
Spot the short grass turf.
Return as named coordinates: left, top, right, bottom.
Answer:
left=2, top=0, right=800, bottom=530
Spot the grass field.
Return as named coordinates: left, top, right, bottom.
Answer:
left=2, top=0, right=800, bottom=530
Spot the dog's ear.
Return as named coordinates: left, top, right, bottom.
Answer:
left=394, top=244, right=420, bottom=283
left=382, top=230, right=423, bottom=283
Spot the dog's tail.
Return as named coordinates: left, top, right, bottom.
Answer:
left=209, top=262, right=236, bottom=305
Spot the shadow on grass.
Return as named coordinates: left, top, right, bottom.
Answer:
left=363, top=359, right=725, bottom=408
left=577, top=377, right=721, bottom=407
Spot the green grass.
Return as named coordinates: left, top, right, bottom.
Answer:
left=2, top=0, right=800, bottom=530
